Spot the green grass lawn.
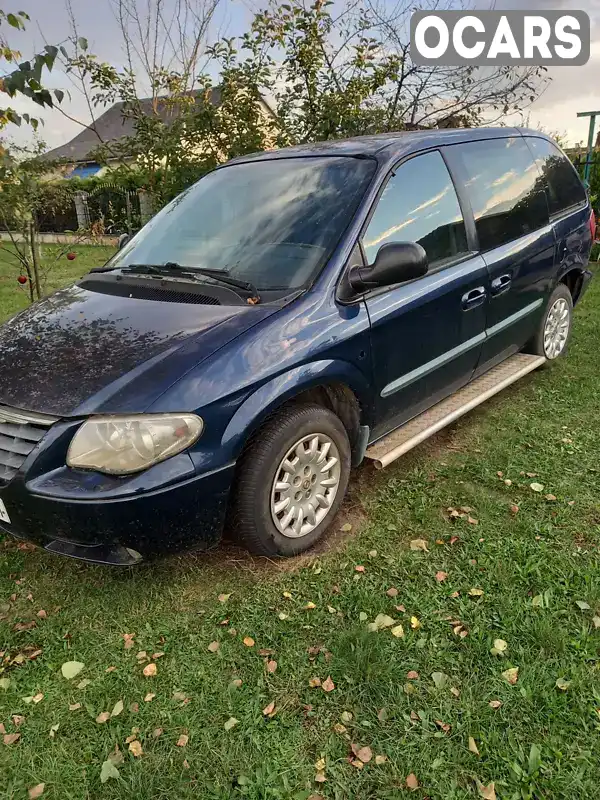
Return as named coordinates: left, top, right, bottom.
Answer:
left=1, top=265, right=599, bottom=799
left=0, top=242, right=115, bottom=321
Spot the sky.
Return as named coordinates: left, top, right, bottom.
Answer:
left=2, top=0, right=600, bottom=150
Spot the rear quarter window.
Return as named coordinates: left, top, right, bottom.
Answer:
left=525, top=137, right=587, bottom=217
left=444, top=137, right=549, bottom=252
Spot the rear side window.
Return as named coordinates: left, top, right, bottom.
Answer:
left=446, top=137, right=548, bottom=252
left=362, top=150, right=468, bottom=267
left=526, top=137, right=587, bottom=216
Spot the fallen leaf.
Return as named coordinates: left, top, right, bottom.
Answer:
left=100, top=760, right=120, bottom=783
left=530, top=482, right=544, bottom=493
left=176, top=734, right=189, bottom=747
left=386, top=587, right=399, bottom=598
left=410, top=616, right=421, bottom=630
left=391, top=624, right=405, bottom=638
left=3, top=733, right=20, bottom=744
left=432, top=672, right=449, bottom=689
left=410, top=538, right=429, bottom=552
left=123, top=633, right=135, bottom=649
left=356, top=746, right=372, bottom=763
left=327, top=605, right=337, bottom=614
left=224, top=717, right=238, bottom=731
left=555, top=677, right=571, bottom=691
left=128, top=740, right=143, bottom=757
left=278, top=612, right=289, bottom=620
left=76, top=679, right=91, bottom=690
left=144, top=693, right=155, bottom=702
left=410, top=710, right=419, bottom=721
left=368, top=549, right=377, bottom=557
left=489, top=700, right=502, bottom=709
left=469, top=736, right=480, bottom=755
left=32, top=693, right=43, bottom=703
left=341, top=711, right=353, bottom=723
left=333, top=723, right=347, bottom=734
left=262, top=700, right=276, bottom=718
left=111, top=700, right=124, bottom=717
left=395, top=604, right=406, bottom=612
left=450, top=686, right=461, bottom=698
left=96, top=711, right=111, bottom=724
left=69, top=702, right=81, bottom=711
left=153, top=727, right=163, bottom=738
left=13, top=621, right=36, bottom=632
left=12, top=715, right=25, bottom=727
left=230, top=679, right=242, bottom=688
left=309, top=677, right=322, bottom=687
left=218, top=593, right=231, bottom=603
left=504, top=479, right=512, bottom=486
left=263, top=658, right=278, bottom=674
left=0, top=678, right=10, bottom=690
left=322, top=676, right=335, bottom=692
left=49, top=723, right=59, bottom=738
left=576, top=600, right=591, bottom=611
left=545, top=494, right=557, bottom=501
left=476, top=780, right=497, bottom=800
left=143, top=663, right=157, bottom=677
left=340, top=523, right=352, bottom=532
left=36, top=610, right=47, bottom=620
left=407, top=670, right=419, bottom=680
left=435, top=571, right=448, bottom=582
left=28, top=783, right=45, bottom=798
left=592, top=616, right=600, bottom=629
left=468, top=588, right=484, bottom=598
left=151, top=652, right=165, bottom=660
left=315, top=770, right=327, bottom=781
left=105, top=666, right=116, bottom=673
left=377, top=707, right=387, bottom=722
left=375, top=754, right=387, bottom=765
left=243, top=636, right=255, bottom=647
left=136, top=651, right=148, bottom=662
left=183, top=759, right=190, bottom=769
left=406, top=773, right=419, bottom=790
left=436, top=719, right=451, bottom=733
left=354, top=565, right=365, bottom=573
left=315, top=757, right=326, bottom=772
left=490, top=639, right=508, bottom=656
left=208, top=641, right=220, bottom=653
left=130, top=702, right=139, bottom=713
left=509, top=504, right=519, bottom=514
left=350, top=760, right=363, bottom=770
left=367, top=613, right=396, bottom=632
left=304, top=602, right=316, bottom=610
left=502, top=667, right=519, bottom=685
left=61, top=661, right=84, bottom=679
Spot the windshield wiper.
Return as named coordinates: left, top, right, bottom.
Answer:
left=121, top=263, right=261, bottom=302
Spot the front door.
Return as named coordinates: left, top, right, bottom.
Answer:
left=361, top=150, right=488, bottom=440
left=443, top=137, right=555, bottom=374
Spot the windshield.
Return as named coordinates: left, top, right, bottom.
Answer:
left=109, top=156, right=376, bottom=291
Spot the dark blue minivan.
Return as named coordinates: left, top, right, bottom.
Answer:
left=0, top=128, right=594, bottom=564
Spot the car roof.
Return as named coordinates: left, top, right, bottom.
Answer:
left=227, top=127, right=555, bottom=170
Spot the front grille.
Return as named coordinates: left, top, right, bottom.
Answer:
left=0, top=405, right=57, bottom=487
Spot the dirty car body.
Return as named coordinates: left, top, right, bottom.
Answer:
left=0, top=128, right=593, bottom=564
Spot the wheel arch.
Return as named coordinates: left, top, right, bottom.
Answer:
left=220, top=360, right=373, bottom=463
left=559, top=267, right=587, bottom=305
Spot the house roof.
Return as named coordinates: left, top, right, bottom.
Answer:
left=43, top=88, right=223, bottom=163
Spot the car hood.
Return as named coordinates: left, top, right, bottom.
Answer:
left=0, top=284, right=277, bottom=416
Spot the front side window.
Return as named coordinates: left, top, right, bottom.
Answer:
left=448, top=137, right=548, bottom=252
left=362, top=150, right=468, bottom=268
left=108, top=156, right=376, bottom=291
left=526, top=137, right=587, bottom=216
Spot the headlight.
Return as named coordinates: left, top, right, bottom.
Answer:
left=67, top=414, right=204, bottom=475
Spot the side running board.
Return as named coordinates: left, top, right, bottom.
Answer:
left=365, top=353, right=546, bottom=469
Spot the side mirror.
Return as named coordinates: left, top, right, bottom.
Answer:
left=117, top=233, right=131, bottom=250
left=348, top=242, right=428, bottom=293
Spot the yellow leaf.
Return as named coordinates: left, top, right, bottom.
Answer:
left=282, top=591, right=293, bottom=599
left=490, top=638, right=508, bottom=656
left=468, top=736, right=480, bottom=755
left=278, top=612, right=289, bottom=620
left=176, top=734, right=189, bottom=747
left=143, top=663, right=157, bottom=677
left=340, top=711, right=353, bottom=723
left=144, top=693, right=155, bottom=702
left=218, top=593, right=231, bottom=603
left=224, top=717, right=238, bottom=731
left=69, top=703, right=81, bottom=711
left=128, top=740, right=143, bottom=757
left=410, top=616, right=421, bottom=630
left=304, top=602, right=316, bottom=610
left=410, top=539, right=429, bottom=551
left=243, top=637, right=255, bottom=647
left=207, top=641, right=220, bottom=653
left=489, top=699, right=502, bottom=709
left=314, top=757, right=326, bottom=771
left=469, top=588, right=484, bottom=597
left=327, top=606, right=336, bottom=614
left=391, top=625, right=405, bottom=638
left=375, top=754, right=387, bottom=765
left=110, top=700, right=124, bottom=717
left=315, top=771, right=327, bottom=782
left=502, top=667, right=519, bottom=685
left=555, top=677, right=571, bottom=691
left=262, top=701, right=276, bottom=717
left=333, top=723, right=347, bottom=734
left=309, top=677, right=322, bottom=687
left=530, top=482, right=544, bottom=493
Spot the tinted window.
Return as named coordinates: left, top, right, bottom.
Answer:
left=449, top=138, right=548, bottom=251
left=109, top=156, right=376, bottom=291
left=362, top=151, right=468, bottom=266
left=526, top=137, right=587, bottom=216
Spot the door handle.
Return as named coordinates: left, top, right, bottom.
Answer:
left=462, top=286, right=486, bottom=311
left=490, top=274, right=512, bottom=296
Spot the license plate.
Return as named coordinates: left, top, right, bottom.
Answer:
left=0, top=498, right=11, bottom=524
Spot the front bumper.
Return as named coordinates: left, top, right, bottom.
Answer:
left=0, top=461, right=235, bottom=565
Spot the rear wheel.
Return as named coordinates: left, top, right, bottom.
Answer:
left=528, top=284, right=573, bottom=361
left=231, top=403, right=351, bottom=556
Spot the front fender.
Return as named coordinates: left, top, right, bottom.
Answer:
left=220, top=359, right=373, bottom=459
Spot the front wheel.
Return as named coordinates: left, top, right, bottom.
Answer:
left=528, top=284, right=573, bottom=361
left=231, top=403, right=351, bottom=556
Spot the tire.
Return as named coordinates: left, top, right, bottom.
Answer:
left=527, top=284, right=573, bottom=361
left=231, top=403, right=352, bottom=556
